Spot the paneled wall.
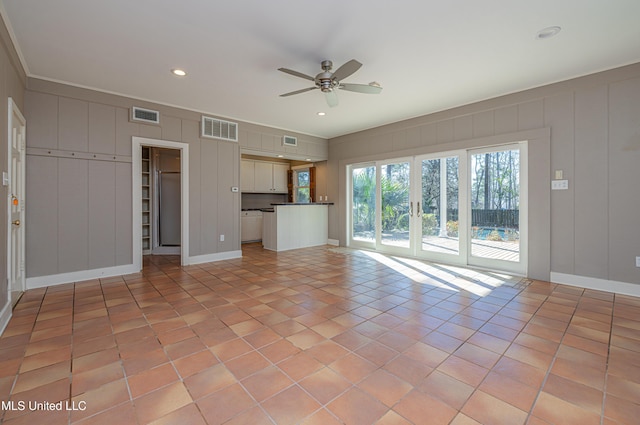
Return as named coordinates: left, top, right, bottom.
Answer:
left=328, top=63, right=640, bottom=286
left=23, top=78, right=327, bottom=280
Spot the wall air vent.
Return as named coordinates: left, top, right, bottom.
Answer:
left=131, top=107, right=160, bottom=124
left=201, top=116, right=238, bottom=142
left=282, top=135, right=298, bottom=147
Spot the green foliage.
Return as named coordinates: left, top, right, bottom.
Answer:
left=381, top=172, right=409, bottom=232
left=446, top=220, right=459, bottom=236
left=421, top=213, right=438, bottom=235
left=352, top=167, right=376, bottom=233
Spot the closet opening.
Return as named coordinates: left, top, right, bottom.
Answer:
left=132, top=136, right=190, bottom=270
left=142, top=147, right=182, bottom=255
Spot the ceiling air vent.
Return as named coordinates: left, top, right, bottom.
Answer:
left=131, top=107, right=160, bottom=124
left=202, top=116, right=238, bottom=142
left=282, top=135, right=297, bottom=147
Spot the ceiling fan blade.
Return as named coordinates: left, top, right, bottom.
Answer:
left=280, top=87, right=317, bottom=97
left=339, top=83, right=383, bottom=94
left=332, top=59, right=362, bottom=82
left=324, top=90, right=339, bottom=108
left=278, top=67, right=315, bottom=81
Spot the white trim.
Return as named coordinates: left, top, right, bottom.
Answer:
left=466, top=142, right=528, bottom=276
left=0, top=300, right=11, bottom=335
left=132, top=137, right=190, bottom=269
left=187, top=250, right=243, bottom=265
left=26, top=264, right=138, bottom=290
left=7, top=98, right=26, bottom=304
left=327, top=239, right=339, bottom=246
left=551, top=272, right=640, bottom=298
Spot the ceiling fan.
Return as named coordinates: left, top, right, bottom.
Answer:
left=278, top=59, right=382, bottom=107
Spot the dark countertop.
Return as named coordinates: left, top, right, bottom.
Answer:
left=242, top=208, right=274, bottom=212
left=270, top=202, right=334, bottom=206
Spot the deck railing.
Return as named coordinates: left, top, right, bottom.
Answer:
left=445, top=209, right=519, bottom=229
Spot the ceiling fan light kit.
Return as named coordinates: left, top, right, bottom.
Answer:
left=278, top=59, right=382, bottom=107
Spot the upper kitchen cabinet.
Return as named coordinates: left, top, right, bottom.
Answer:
left=241, top=159, right=289, bottom=193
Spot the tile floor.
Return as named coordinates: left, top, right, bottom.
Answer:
left=0, top=243, right=639, bottom=424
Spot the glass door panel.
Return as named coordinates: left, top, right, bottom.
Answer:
left=469, top=148, right=521, bottom=264
left=351, top=165, right=376, bottom=245
left=419, top=156, right=460, bottom=258
left=380, top=161, right=411, bottom=250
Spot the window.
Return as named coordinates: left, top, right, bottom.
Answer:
left=294, top=169, right=311, bottom=203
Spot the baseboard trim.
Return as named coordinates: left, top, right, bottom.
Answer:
left=327, top=239, right=339, bottom=246
left=550, top=272, right=640, bottom=298
left=187, top=250, right=243, bottom=265
left=0, top=301, right=11, bottom=336
left=26, top=264, right=139, bottom=290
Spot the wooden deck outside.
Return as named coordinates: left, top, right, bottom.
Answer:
left=423, top=236, right=520, bottom=262
left=355, top=234, right=520, bottom=263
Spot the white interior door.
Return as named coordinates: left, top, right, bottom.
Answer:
left=7, top=99, right=26, bottom=304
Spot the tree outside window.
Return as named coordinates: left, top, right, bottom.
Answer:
left=295, top=169, right=310, bottom=202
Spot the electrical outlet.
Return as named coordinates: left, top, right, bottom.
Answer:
left=219, top=235, right=225, bottom=242
left=636, top=256, right=640, bottom=268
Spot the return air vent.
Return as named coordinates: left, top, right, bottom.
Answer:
left=131, top=107, right=160, bottom=124
left=201, top=116, right=238, bottom=142
left=282, top=135, right=298, bottom=147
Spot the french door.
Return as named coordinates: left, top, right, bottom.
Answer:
left=348, top=143, right=527, bottom=275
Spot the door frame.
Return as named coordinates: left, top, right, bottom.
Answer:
left=132, top=137, right=189, bottom=269
left=377, top=157, right=414, bottom=257
left=413, top=150, right=469, bottom=266
left=7, top=98, right=26, bottom=304
left=466, top=142, right=528, bottom=276
left=347, top=162, right=377, bottom=251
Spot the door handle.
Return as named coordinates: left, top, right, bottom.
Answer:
left=12, top=220, right=20, bottom=226
left=409, top=202, right=413, bottom=217
left=417, top=202, right=421, bottom=217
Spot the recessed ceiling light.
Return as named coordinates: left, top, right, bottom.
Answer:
left=536, top=26, right=561, bottom=40
left=305, top=158, right=311, bottom=161
left=171, top=68, right=187, bottom=76
left=317, top=112, right=326, bottom=116
left=277, top=154, right=284, bottom=158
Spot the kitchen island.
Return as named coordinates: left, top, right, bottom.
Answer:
left=262, top=203, right=332, bottom=252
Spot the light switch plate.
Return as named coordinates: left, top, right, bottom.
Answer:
left=551, top=180, right=569, bottom=190
left=636, top=256, right=640, bottom=268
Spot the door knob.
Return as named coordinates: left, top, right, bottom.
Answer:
left=12, top=220, right=20, bottom=226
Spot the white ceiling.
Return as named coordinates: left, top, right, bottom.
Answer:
left=2, top=0, right=640, bottom=139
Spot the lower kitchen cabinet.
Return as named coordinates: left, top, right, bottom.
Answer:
left=241, top=210, right=263, bottom=242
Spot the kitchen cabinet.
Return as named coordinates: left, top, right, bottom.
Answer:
left=272, top=163, right=289, bottom=192
left=241, top=210, right=263, bottom=242
left=241, top=159, right=289, bottom=193
left=240, top=160, right=255, bottom=192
